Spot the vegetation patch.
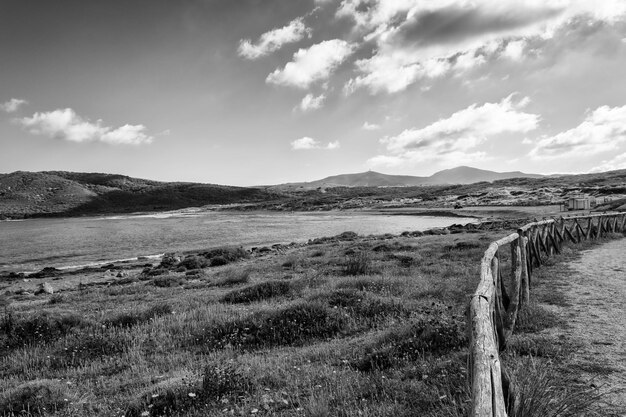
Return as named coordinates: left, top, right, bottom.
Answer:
left=193, top=302, right=345, bottom=351
left=214, top=267, right=251, bottom=286
left=351, top=315, right=467, bottom=372
left=103, top=303, right=172, bottom=328
left=53, top=331, right=130, bottom=367
left=343, top=251, right=373, bottom=276
left=221, top=281, right=292, bottom=304
left=0, top=379, right=71, bottom=415
left=515, top=303, right=562, bottom=333
left=508, top=359, right=605, bottom=417
left=335, top=276, right=404, bottom=296
left=1, top=312, right=89, bottom=351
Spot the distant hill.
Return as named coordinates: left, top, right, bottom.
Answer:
left=274, top=166, right=544, bottom=190
left=0, top=171, right=281, bottom=219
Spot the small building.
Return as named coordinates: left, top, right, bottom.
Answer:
left=566, top=195, right=594, bottom=211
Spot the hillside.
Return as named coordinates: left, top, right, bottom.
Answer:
left=0, top=171, right=281, bottom=219
left=274, top=166, right=544, bottom=190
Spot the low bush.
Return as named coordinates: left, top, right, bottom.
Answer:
left=202, top=363, right=252, bottom=401
left=53, top=331, right=129, bottom=367
left=508, top=359, right=605, bottom=417
left=335, top=276, right=403, bottom=295
left=125, top=373, right=200, bottom=417
left=215, top=268, right=251, bottom=286
left=0, top=379, right=70, bottom=415
left=352, top=315, right=467, bottom=372
left=178, top=255, right=209, bottom=270
left=221, top=281, right=292, bottom=304
left=152, top=275, right=184, bottom=288
left=515, top=303, right=561, bottom=333
left=203, top=247, right=248, bottom=265
left=1, top=312, right=89, bottom=350
left=103, top=303, right=172, bottom=328
left=343, top=252, right=373, bottom=276
left=194, top=302, right=345, bottom=351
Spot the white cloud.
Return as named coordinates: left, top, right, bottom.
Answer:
left=502, top=39, right=527, bottom=61
left=369, top=95, right=539, bottom=166
left=590, top=152, right=626, bottom=173
left=238, top=17, right=311, bottom=60
left=340, top=0, right=626, bottom=93
left=298, top=93, right=326, bottom=112
left=291, top=136, right=340, bottom=150
left=362, top=121, right=381, bottom=130
left=529, top=105, right=626, bottom=159
left=17, top=108, right=153, bottom=145
left=1, top=98, right=28, bottom=113
left=266, top=39, right=354, bottom=89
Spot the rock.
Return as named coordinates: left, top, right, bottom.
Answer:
left=160, top=253, right=181, bottom=268
left=116, top=271, right=128, bottom=278
left=35, top=282, right=55, bottom=295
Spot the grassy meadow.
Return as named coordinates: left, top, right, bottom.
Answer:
left=0, top=229, right=506, bottom=417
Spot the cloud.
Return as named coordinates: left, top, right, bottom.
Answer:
left=266, top=39, right=354, bottom=88
left=501, top=39, right=527, bottom=60
left=362, top=121, right=381, bottom=130
left=590, top=152, right=626, bottom=173
left=340, top=0, right=626, bottom=93
left=298, top=93, right=326, bottom=111
left=1, top=98, right=28, bottom=113
left=291, top=136, right=340, bottom=150
left=17, top=108, right=153, bottom=145
left=369, top=94, right=539, bottom=166
left=529, top=105, right=626, bottom=159
left=238, top=17, right=311, bottom=59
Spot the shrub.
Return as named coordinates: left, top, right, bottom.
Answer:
left=335, top=277, right=403, bottom=295
left=194, top=302, right=345, bottom=351
left=178, top=255, right=209, bottom=270
left=515, top=303, right=561, bottom=333
left=343, top=252, right=372, bottom=276
left=215, top=268, right=251, bottom=286
left=210, top=256, right=229, bottom=267
left=221, top=281, right=292, bottom=304
left=352, top=316, right=467, bottom=372
left=309, top=288, right=363, bottom=308
left=53, top=330, right=129, bottom=367
left=1, top=313, right=89, bottom=350
left=0, top=379, right=70, bottom=415
left=309, top=289, right=407, bottom=321
left=103, top=303, right=172, bottom=328
left=203, top=247, right=248, bottom=264
left=202, top=363, right=252, bottom=401
left=125, top=373, right=200, bottom=417
left=48, top=294, right=65, bottom=304
left=509, top=359, right=605, bottom=417
left=152, top=275, right=184, bottom=288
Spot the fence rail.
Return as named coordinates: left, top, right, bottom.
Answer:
left=468, top=212, right=626, bottom=417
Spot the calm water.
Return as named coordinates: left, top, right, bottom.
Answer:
left=0, top=210, right=475, bottom=273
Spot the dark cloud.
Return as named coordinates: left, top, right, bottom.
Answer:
left=393, top=5, right=563, bottom=47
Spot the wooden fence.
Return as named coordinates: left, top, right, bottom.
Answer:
left=468, top=212, right=626, bottom=417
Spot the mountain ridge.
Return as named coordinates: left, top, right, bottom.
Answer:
left=273, top=166, right=545, bottom=190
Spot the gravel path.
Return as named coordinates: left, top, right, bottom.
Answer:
left=562, top=238, right=626, bottom=415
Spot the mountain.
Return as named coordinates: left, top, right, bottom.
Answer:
left=428, top=166, right=544, bottom=185
left=274, top=166, right=544, bottom=190
left=0, top=171, right=281, bottom=219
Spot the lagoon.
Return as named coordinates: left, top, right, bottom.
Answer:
left=0, top=210, right=475, bottom=273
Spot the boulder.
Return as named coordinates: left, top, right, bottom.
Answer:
left=35, top=282, right=55, bottom=295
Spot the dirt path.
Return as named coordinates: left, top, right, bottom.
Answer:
left=561, top=238, right=626, bottom=415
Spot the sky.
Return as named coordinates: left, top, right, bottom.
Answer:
left=2, top=0, right=626, bottom=186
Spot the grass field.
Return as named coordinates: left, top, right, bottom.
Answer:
left=2, top=227, right=622, bottom=417
left=0, top=229, right=506, bottom=417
